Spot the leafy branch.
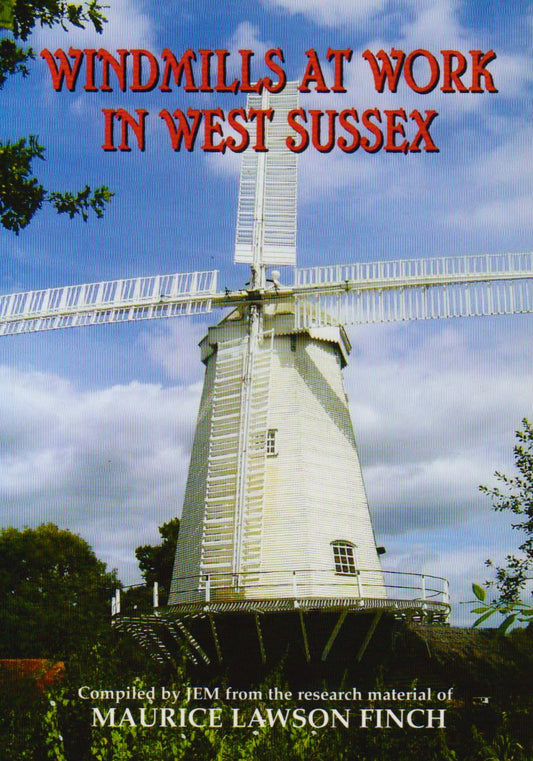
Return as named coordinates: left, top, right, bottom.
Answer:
left=0, top=135, right=113, bottom=232
left=12, top=1, right=107, bottom=42
left=0, top=37, right=34, bottom=88
left=471, top=582, right=533, bottom=634
left=49, top=185, right=113, bottom=221
left=0, top=1, right=113, bottom=232
left=477, top=418, right=533, bottom=608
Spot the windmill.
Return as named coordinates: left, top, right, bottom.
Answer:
left=2, top=83, right=533, bottom=666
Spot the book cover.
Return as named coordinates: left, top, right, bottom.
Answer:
left=1, top=1, right=532, bottom=759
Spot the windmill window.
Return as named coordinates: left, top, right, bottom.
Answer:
left=332, top=541, right=357, bottom=575
left=266, top=429, right=278, bottom=456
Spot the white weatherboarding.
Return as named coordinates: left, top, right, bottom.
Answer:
left=2, top=84, right=533, bottom=663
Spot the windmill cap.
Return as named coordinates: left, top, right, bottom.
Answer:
left=199, top=307, right=351, bottom=366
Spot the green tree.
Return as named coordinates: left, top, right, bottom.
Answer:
left=0, top=523, right=119, bottom=658
left=135, top=517, right=180, bottom=604
left=0, top=1, right=113, bottom=233
left=481, top=418, right=533, bottom=603
left=472, top=419, right=533, bottom=631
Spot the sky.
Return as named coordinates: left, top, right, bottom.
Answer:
left=1, top=0, right=533, bottom=626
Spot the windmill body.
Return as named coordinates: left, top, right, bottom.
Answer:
left=169, top=305, right=385, bottom=607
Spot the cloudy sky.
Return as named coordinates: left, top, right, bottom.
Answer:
left=1, top=0, right=532, bottom=625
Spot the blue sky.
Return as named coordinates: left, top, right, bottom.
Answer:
left=1, top=0, right=533, bottom=625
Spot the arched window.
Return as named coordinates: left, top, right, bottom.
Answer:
left=331, top=540, right=357, bottom=575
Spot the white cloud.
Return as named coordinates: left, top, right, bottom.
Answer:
left=472, top=125, right=533, bottom=186
left=447, top=194, right=533, bottom=233
left=382, top=524, right=517, bottom=626
left=199, top=4, right=533, bottom=232
left=343, top=317, right=533, bottom=532
left=442, top=120, right=533, bottom=233
left=261, top=0, right=387, bottom=27
left=0, top=366, right=200, bottom=583
left=139, top=318, right=209, bottom=382
left=339, top=316, right=532, bottom=625
left=228, top=21, right=271, bottom=63
left=398, top=1, right=531, bottom=99
left=276, top=0, right=533, bottom=207
left=398, top=0, right=464, bottom=50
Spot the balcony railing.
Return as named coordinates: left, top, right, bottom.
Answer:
left=111, top=569, right=450, bottom=616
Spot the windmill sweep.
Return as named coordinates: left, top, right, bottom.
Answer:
left=2, top=84, right=533, bottom=667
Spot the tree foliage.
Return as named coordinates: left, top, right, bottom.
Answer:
left=0, top=523, right=119, bottom=658
left=135, top=518, right=180, bottom=604
left=0, top=37, right=33, bottom=87
left=0, top=136, right=113, bottom=232
left=471, top=582, right=533, bottom=633
left=481, top=418, right=533, bottom=603
left=0, top=1, right=112, bottom=232
left=472, top=419, right=533, bottom=631
left=10, top=0, right=106, bottom=42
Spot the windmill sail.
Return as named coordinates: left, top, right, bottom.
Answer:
left=0, top=270, right=218, bottom=335
left=234, top=82, right=299, bottom=267
left=294, top=252, right=533, bottom=327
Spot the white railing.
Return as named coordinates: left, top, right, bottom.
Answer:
left=111, top=569, right=450, bottom=616
left=193, top=568, right=449, bottom=605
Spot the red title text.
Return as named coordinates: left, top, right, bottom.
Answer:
left=39, top=47, right=498, bottom=154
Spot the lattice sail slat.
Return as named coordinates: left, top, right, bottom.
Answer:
left=294, top=252, right=533, bottom=327
left=0, top=270, right=218, bottom=336
left=234, top=82, right=299, bottom=266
